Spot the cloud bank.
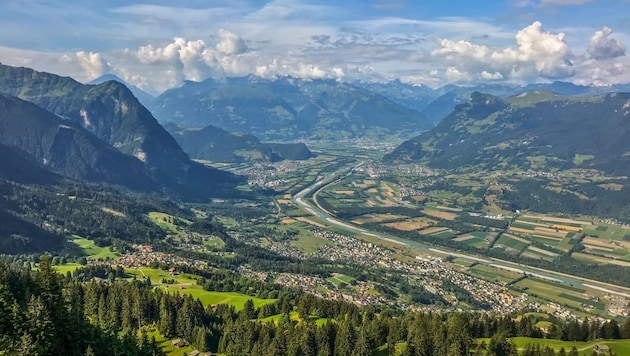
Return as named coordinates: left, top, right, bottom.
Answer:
left=1, top=1, right=627, bottom=94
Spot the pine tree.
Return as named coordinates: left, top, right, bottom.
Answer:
left=352, top=326, right=371, bottom=356
left=334, top=321, right=356, bottom=356
left=447, top=314, right=471, bottom=356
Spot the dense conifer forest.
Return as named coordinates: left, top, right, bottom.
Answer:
left=1, top=256, right=629, bottom=355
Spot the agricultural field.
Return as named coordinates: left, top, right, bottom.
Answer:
left=314, top=172, right=630, bottom=274
left=352, top=213, right=407, bottom=224
left=495, top=234, right=529, bottom=252
left=290, top=234, right=334, bottom=253
left=422, top=208, right=458, bottom=220
left=583, top=224, right=630, bottom=241
left=512, top=277, right=606, bottom=315
left=506, top=214, right=630, bottom=265
left=384, top=217, right=436, bottom=231
left=466, top=264, right=523, bottom=284
left=520, top=245, right=558, bottom=261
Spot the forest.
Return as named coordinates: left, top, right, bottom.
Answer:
left=1, top=256, right=629, bottom=355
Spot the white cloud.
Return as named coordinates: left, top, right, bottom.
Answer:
left=431, top=21, right=574, bottom=82
left=587, top=27, right=625, bottom=60
left=432, top=39, right=488, bottom=60
left=75, top=51, right=111, bottom=80
left=445, top=67, right=470, bottom=82
left=215, top=29, right=248, bottom=55
left=481, top=71, right=504, bottom=80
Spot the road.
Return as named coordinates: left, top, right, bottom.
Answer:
left=293, top=164, right=630, bottom=299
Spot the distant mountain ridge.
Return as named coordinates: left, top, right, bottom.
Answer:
left=150, top=76, right=432, bottom=141
left=355, top=80, right=630, bottom=124
left=164, top=123, right=313, bottom=163
left=89, top=74, right=155, bottom=108
left=0, top=64, right=241, bottom=199
left=386, top=90, right=630, bottom=175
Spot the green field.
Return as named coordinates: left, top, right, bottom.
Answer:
left=432, top=230, right=457, bottom=239
left=63, top=235, right=118, bottom=260
left=584, top=224, right=630, bottom=240
left=290, top=232, right=333, bottom=253
left=460, top=236, right=489, bottom=248
left=261, top=311, right=302, bottom=324
left=573, top=154, right=595, bottom=165
left=125, top=267, right=198, bottom=284
left=159, top=284, right=276, bottom=310
left=496, top=235, right=529, bottom=251
left=54, top=263, right=83, bottom=275
left=147, top=212, right=191, bottom=236
left=147, top=329, right=195, bottom=356
left=490, top=337, right=630, bottom=355
left=468, top=264, right=523, bottom=284
left=327, top=274, right=355, bottom=287
left=513, top=277, right=604, bottom=314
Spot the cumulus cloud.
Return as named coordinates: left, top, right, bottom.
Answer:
left=75, top=51, right=111, bottom=79
left=432, top=39, right=488, bottom=60
left=445, top=67, right=470, bottom=82
left=500, top=21, right=573, bottom=78
left=481, top=71, right=503, bottom=80
left=99, top=28, right=352, bottom=92
left=215, top=29, right=247, bottom=55
left=133, top=36, right=227, bottom=88
left=587, top=27, right=625, bottom=60
left=431, top=21, right=574, bottom=82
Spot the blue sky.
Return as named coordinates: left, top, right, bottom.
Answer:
left=1, top=0, right=628, bottom=93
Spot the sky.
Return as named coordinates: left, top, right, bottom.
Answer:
left=1, top=0, right=629, bottom=93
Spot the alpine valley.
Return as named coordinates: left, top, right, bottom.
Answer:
left=3, top=63, right=630, bottom=356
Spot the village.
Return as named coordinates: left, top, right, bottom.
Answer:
left=245, top=227, right=533, bottom=314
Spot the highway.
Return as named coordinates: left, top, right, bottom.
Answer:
left=293, top=164, right=630, bottom=299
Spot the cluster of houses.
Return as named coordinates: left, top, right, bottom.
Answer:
left=238, top=160, right=306, bottom=189
left=245, top=225, right=532, bottom=312
left=92, top=244, right=208, bottom=270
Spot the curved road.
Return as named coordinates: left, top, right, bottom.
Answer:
left=293, top=164, right=630, bottom=299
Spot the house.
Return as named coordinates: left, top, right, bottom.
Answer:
left=171, top=339, right=186, bottom=348
left=188, top=351, right=200, bottom=356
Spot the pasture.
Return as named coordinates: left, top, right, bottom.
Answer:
left=159, top=284, right=276, bottom=310
left=63, top=234, right=118, bottom=260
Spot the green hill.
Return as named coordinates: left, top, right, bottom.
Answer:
left=386, top=91, right=630, bottom=175
left=165, top=123, right=313, bottom=163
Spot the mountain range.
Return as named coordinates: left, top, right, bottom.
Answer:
left=359, top=80, right=630, bottom=124
left=385, top=90, right=630, bottom=175
left=149, top=76, right=432, bottom=141
left=0, top=64, right=241, bottom=199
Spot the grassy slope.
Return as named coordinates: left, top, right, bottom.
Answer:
left=62, top=235, right=118, bottom=260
